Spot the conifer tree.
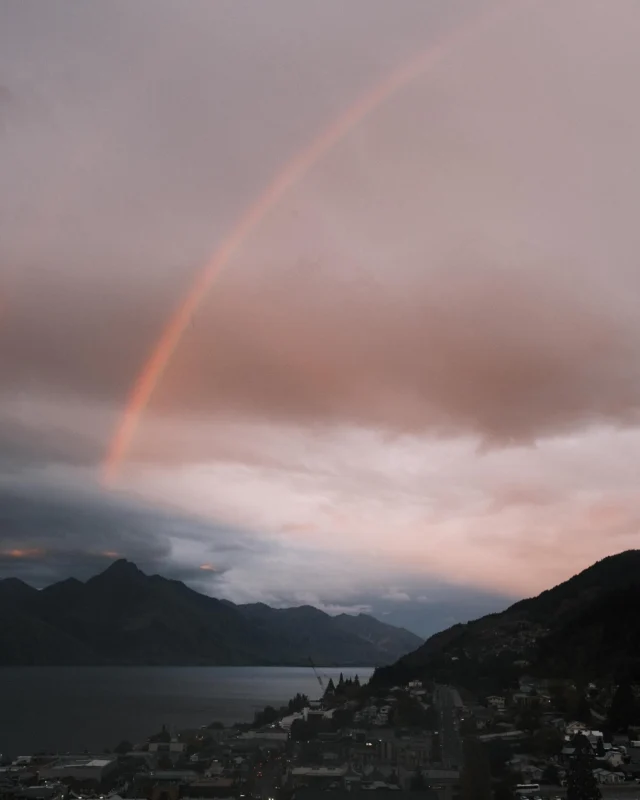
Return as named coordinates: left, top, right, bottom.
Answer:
left=566, top=734, right=601, bottom=800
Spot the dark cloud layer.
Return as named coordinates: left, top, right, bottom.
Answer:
left=0, top=474, right=514, bottom=637
left=0, top=476, right=262, bottom=587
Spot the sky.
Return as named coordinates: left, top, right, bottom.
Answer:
left=2, top=0, right=640, bottom=638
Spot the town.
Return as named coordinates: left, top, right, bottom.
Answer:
left=2, top=670, right=640, bottom=800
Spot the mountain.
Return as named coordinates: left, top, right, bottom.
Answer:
left=236, top=604, right=421, bottom=666
left=373, top=550, right=640, bottom=691
left=0, top=560, right=422, bottom=667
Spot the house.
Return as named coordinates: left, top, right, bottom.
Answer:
left=512, top=693, right=537, bottom=707
left=592, top=769, right=624, bottom=784
left=426, top=769, right=460, bottom=800
left=565, top=721, right=588, bottom=736
left=604, top=752, right=624, bottom=768
left=487, top=696, right=505, bottom=711
left=507, top=755, right=530, bottom=771
left=236, top=729, right=288, bottom=742
left=394, top=737, right=432, bottom=769
left=289, top=765, right=348, bottom=788
left=149, top=739, right=186, bottom=764
left=471, top=708, right=493, bottom=730
left=520, top=765, right=544, bottom=783
left=205, top=760, right=225, bottom=777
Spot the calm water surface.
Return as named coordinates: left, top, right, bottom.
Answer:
left=0, top=666, right=373, bottom=756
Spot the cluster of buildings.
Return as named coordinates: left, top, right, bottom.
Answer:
left=5, top=671, right=640, bottom=800
left=0, top=679, right=459, bottom=800
left=459, top=675, right=640, bottom=792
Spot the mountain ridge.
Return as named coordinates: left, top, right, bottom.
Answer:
left=372, top=549, right=640, bottom=691
left=0, top=559, right=422, bottom=667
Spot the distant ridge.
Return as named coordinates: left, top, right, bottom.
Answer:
left=0, top=559, right=422, bottom=667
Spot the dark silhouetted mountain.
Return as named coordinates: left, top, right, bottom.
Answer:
left=236, top=604, right=422, bottom=666
left=332, top=612, right=422, bottom=658
left=0, top=560, right=422, bottom=666
left=373, top=550, right=640, bottom=690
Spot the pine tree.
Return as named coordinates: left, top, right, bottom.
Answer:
left=608, top=681, right=637, bottom=732
left=410, top=768, right=428, bottom=790
left=354, top=674, right=360, bottom=687
left=461, top=738, right=492, bottom=800
left=596, top=737, right=605, bottom=758
left=325, top=678, right=336, bottom=696
left=566, top=734, right=601, bottom=800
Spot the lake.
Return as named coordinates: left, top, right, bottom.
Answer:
left=0, top=666, right=373, bottom=756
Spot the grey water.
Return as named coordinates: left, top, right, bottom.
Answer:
left=0, top=666, right=373, bottom=757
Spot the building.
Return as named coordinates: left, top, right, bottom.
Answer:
left=486, top=696, right=505, bottom=711
left=592, top=769, right=624, bottom=784
left=426, top=770, right=460, bottom=800
left=182, top=778, right=236, bottom=798
left=289, top=765, right=348, bottom=788
left=149, top=740, right=186, bottom=754
left=39, top=757, right=117, bottom=784
left=236, top=730, right=288, bottom=743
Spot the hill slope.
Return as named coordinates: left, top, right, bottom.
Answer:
left=0, top=560, right=422, bottom=667
left=373, top=550, right=640, bottom=690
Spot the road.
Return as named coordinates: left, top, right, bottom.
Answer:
left=434, top=685, right=464, bottom=770
left=251, top=754, right=280, bottom=800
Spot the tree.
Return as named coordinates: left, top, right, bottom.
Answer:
left=410, top=768, right=428, bottom=791
left=575, top=694, right=592, bottom=725
left=531, top=727, right=563, bottom=758
left=150, top=724, right=171, bottom=743
left=253, top=705, right=279, bottom=727
left=608, top=681, right=637, bottom=732
left=114, top=740, right=133, bottom=755
left=431, top=731, right=442, bottom=763
left=461, top=738, right=492, bottom=800
left=287, top=693, right=309, bottom=714
left=156, top=753, right=173, bottom=770
left=596, top=737, right=605, bottom=758
left=207, top=721, right=224, bottom=730
left=566, top=734, right=601, bottom=800
left=460, top=716, right=479, bottom=737
left=493, top=779, right=515, bottom=800
left=486, top=740, right=512, bottom=778
left=517, top=702, right=542, bottom=734
left=542, top=764, right=561, bottom=785
left=324, top=678, right=336, bottom=697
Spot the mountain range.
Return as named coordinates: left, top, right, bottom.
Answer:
left=374, top=549, right=640, bottom=691
left=0, top=559, right=422, bottom=666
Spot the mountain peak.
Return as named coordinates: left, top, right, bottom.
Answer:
left=0, top=576, right=37, bottom=596
left=95, top=558, right=146, bottom=581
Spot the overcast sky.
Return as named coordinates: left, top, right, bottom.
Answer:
left=2, top=0, right=640, bottom=637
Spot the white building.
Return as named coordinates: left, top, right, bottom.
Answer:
left=39, top=757, right=117, bottom=784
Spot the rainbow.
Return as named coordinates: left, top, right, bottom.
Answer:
left=102, top=1, right=511, bottom=484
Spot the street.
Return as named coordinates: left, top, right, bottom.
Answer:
left=434, top=685, right=464, bottom=770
